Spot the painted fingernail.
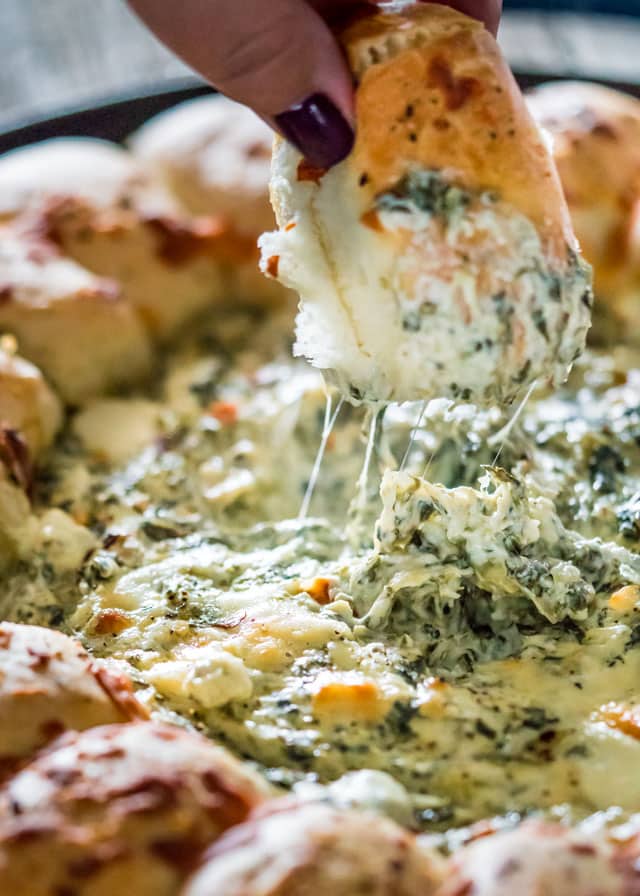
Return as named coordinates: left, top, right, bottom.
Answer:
left=275, top=94, right=355, bottom=169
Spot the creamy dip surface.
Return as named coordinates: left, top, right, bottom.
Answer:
left=6, top=301, right=640, bottom=847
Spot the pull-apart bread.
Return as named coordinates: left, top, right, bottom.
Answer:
left=0, top=721, right=269, bottom=895
left=130, top=95, right=275, bottom=234
left=0, top=345, right=61, bottom=470
left=0, top=622, right=146, bottom=775
left=527, top=81, right=640, bottom=342
left=438, top=821, right=640, bottom=896
left=182, top=799, right=444, bottom=896
left=0, top=347, right=61, bottom=526
left=0, top=224, right=152, bottom=404
left=130, top=95, right=290, bottom=306
left=261, top=3, right=592, bottom=405
left=0, top=138, right=227, bottom=344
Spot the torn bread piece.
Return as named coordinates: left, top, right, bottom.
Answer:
left=261, top=4, right=592, bottom=406
left=0, top=623, right=147, bottom=775
left=131, top=95, right=290, bottom=307
left=527, top=81, right=640, bottom=343
left=0, top=226, right=152, bottom=404
left=0, top=138, right=228, bottom=339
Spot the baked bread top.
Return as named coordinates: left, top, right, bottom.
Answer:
left=0, top=721, right=269, bottom=895
left=183, top=799, right=444, bottom=896
left=0, top=346, right=62, bottom=470
left=338, top=3, right=573, bottom=263
left=439, top=822, right=628, bottom=896
left=0, top=623, right=146, bottom=772
left=130, top=95, right=275, bottom=237
left=528, top=80, right=640, bottom=338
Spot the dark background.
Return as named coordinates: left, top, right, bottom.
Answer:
left=505, top=0, right=640, bottom=11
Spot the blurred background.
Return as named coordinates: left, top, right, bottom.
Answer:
left=507, top=1, right=640, bottom=9
left=1, top=0, right=640, bottom=131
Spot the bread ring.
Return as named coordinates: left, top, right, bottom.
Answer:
left=260, top=3, right=592, bottom=405
left=0, top=722, right=269, bottom=895
left=0, top=623, right=146, bottom=776
left=131, top=95, right=290, bottom=308
left=182, top=799, right=444, bottom=896
left=0, top=138, right=228, bottom=340
left=527, top=80, right=640, bottom=343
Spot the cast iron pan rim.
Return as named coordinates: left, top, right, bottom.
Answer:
left=0, top=76, right=210, bottom=155
left=0, top=72, right=639, bottom=156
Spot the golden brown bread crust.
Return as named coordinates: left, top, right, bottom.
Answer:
left=130, top=95, right=275, bottom=237
left=527, top=81, right=640, bottom=327
left=0, top=138, right=237, bottom=341
left=42, top=197, right=231, bottom=338
left=0, top=623, right=147, bottom=776
left=263, top=2, right=590, bottom=406
left=0, top=225, right=153, bottom=404
left=336, top=3, right=574, bottom=263
left=0, top=347, right=62, bottom=491
left=436, top=821, right=630, bottom=896
left=0, top=722, right=269, bottom=895
left=182, top=799, right=444, bottom=896
left=130, top=96, right=290, bottom=308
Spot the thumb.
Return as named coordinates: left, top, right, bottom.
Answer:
left=128, top=0, right=355, bottom=168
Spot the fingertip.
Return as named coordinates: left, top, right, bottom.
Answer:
left=274, top=93, right=355, bottom=169
left=485, top=0, right=503, bottom=36
left=129, top=0, right=357, bottom=167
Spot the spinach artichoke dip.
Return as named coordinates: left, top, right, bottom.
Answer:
left=5, top=9, right=640, bottom=896
left=8, top=301, right=640, bottom=841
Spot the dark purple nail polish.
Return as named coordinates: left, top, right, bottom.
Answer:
left=275, top=94, right=354, bottom=170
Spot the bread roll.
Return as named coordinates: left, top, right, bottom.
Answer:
left=261, top=4, right=591, bottom=406
left=0, top=346, right=62, bottom=488
left=437, top=822, right=624, bottom=896
left=0, top=138, right=228, bottom=340
left=0, top=722, right=269, bottom=895
left=182, top=799, right=444, bottom=896
left=131, top=95, right=289, bottom=307
left=131, top=95, right=274, bottom=235
left=0, top=136, right=173, bottom=223
left=528, top=80, right=640, bottom=342
left=0, top=226, right=152, bottom=403
left=0, top=623, right=146, bottom=774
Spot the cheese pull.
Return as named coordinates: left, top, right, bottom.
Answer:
left=260, top=3, right=592, bottom=406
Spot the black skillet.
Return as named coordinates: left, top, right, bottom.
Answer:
left=0, top=73, right=638, bottom=156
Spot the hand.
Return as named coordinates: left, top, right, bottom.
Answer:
left=128, top=1, right=502, bottom=168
